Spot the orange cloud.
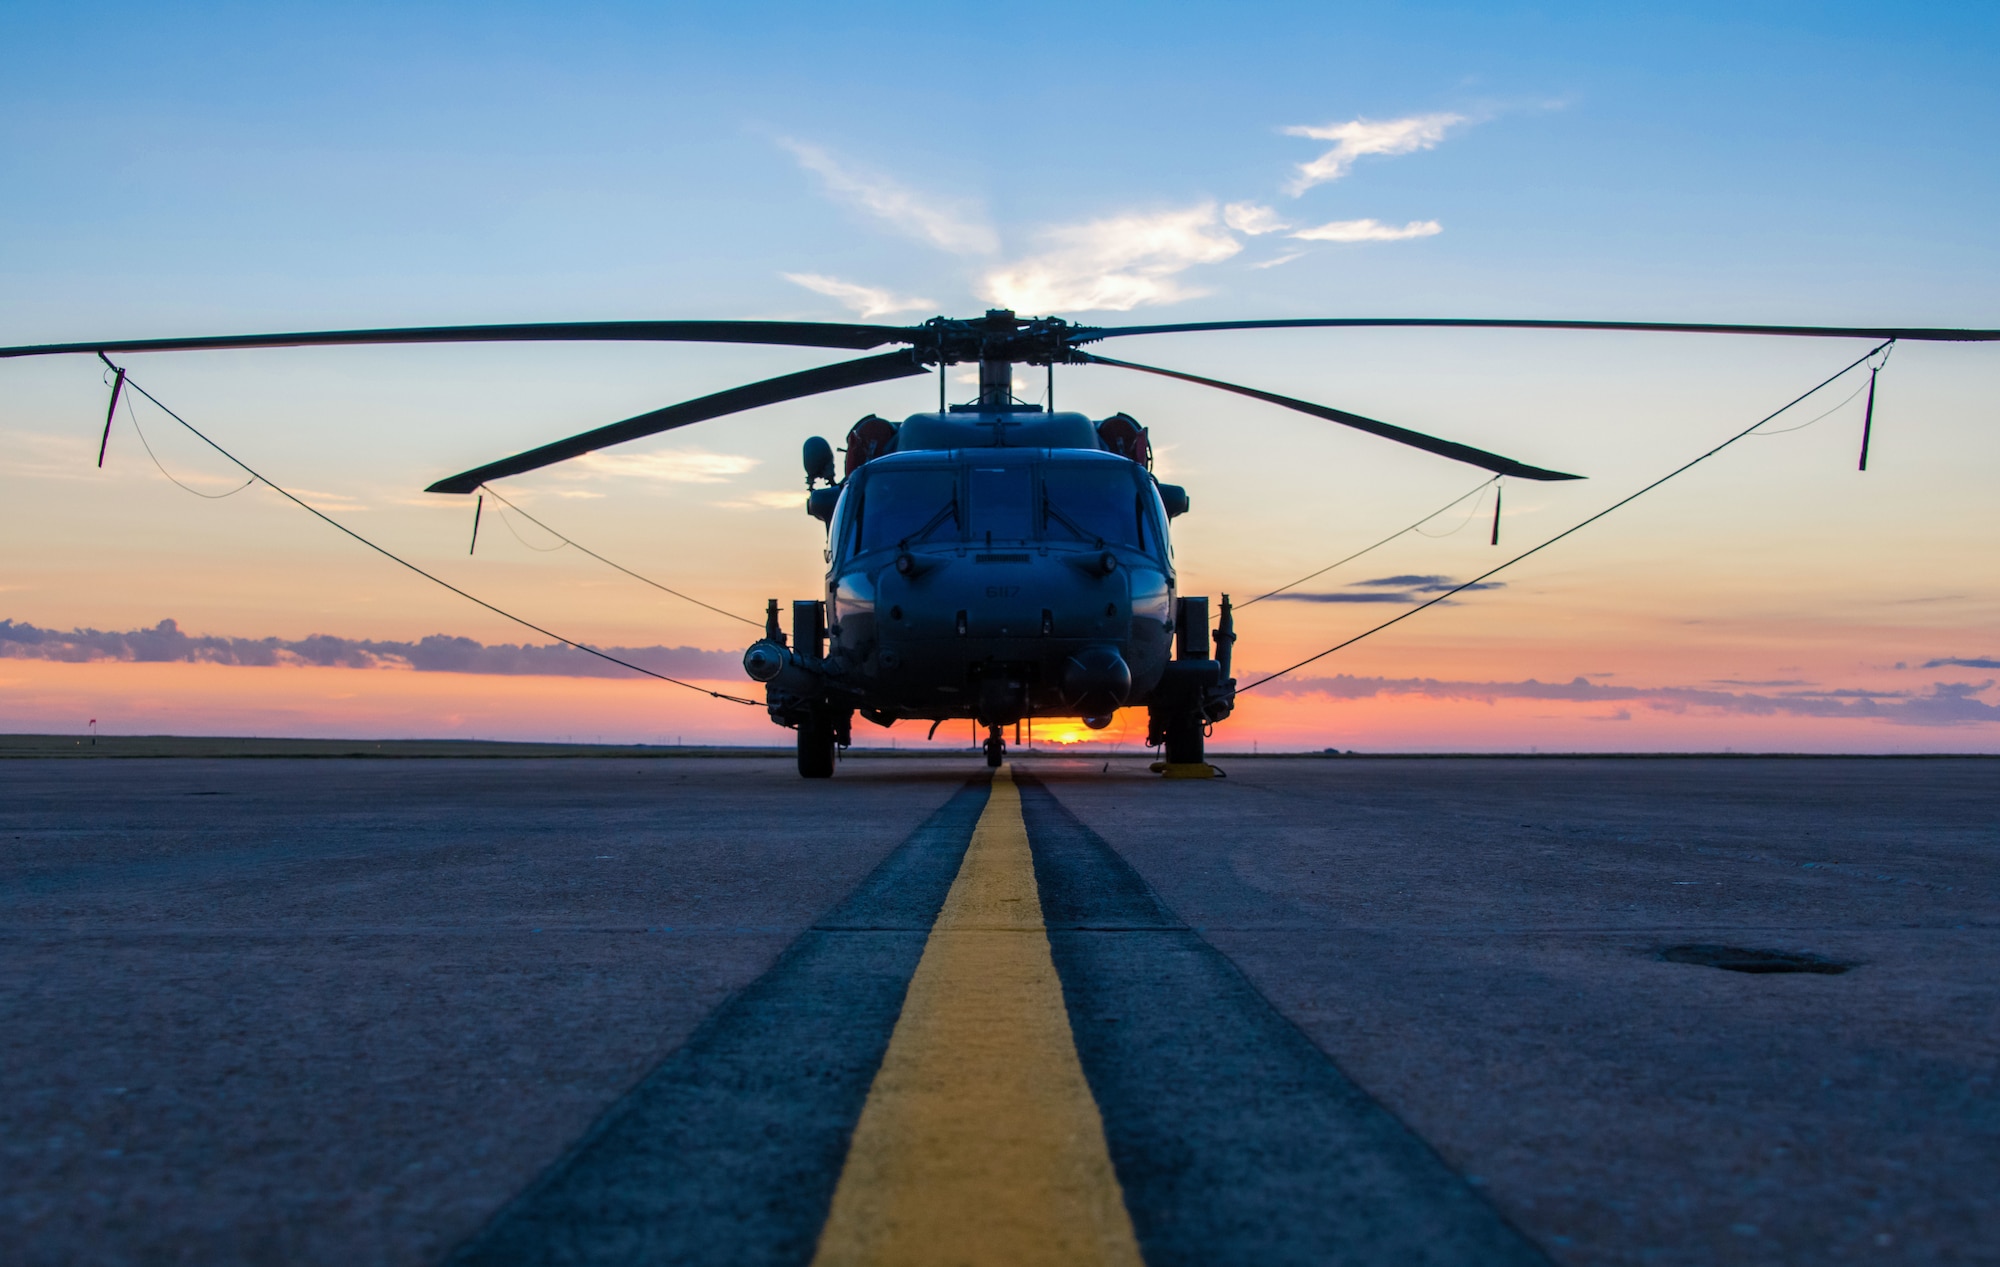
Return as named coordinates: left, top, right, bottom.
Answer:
left=0, top=659, right=769, bottom=745
left=4, top=658, right=1991, bottom=754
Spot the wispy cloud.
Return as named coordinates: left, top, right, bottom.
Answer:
left=1268, top=575, right=1505, bottom=603
left=289, top=487, right=368, bottom=512
left=1255, top=671, right=2000, bottom=728
left=1291, top=218, right=1442, bottom=243
left=1356, top=574, right=1450, bottom=587
left=780, top=116, right=1454, bottom=316
left=0, top=619, right=741, bottom=680
left=782, top=272, right=935, bottom=318
left=780, top=140, right=999, bottom=255
left=1711, top=679, right=1811, bottom=687
left=2, top=432, right=144, bottom=483
left=569, top=449, right=759, bottom=484
left=715, top=490, right=808, bottom=511
left=1282, top=112, right=1465, bottom=195
left=1223, top=202, right=1290, bottom=235
left=1922, top=656, right=2000, bottom=670
left=25, top=616, right=1993, bottom=728
left=981, top=203, right=1243, bottom=313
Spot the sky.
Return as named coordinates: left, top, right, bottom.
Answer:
left=2, top=0, right=1998, bottom=751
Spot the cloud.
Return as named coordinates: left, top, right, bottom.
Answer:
left=1922, top=656, right=2000, bottom=670
left=1223, top=202, right=1290, bottom=235
left=782, top=272, right=936, bottom=318
left=1711, top=679, right=1811, bottom=687
left=569, top=449, right=758, bottom=484
left=0, top=619, right=743, bottom=680
left=1291, top=218, right=1442, bottom=243
left=1282, top=112, right=1465, bottom=195
left=0, top=432, right=101, bottom=482
left=1356, top=574, right=1449, bottom=587
left=1271, top=591, right=1414, bottom=604
left=774, top=121, right=1454, bottom=316
left=1270, top=575, right=1506, bottom=603
left=982, top=203, right=1243, bottom=313
left=12, top=617, right=1999, bottom=727
left=1253, top=671, right=2000, bottom=728
left=780, top=140, right=999, bottom=255
left=716, top=490, right=808, bottom=511
left=287, top=487, right=368, bottom=512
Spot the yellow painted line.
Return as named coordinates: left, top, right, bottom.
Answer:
left=812, top=765, right=1144, bottom=1267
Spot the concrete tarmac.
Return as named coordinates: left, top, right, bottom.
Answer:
left=1, top=754, right=1993, bottom=1265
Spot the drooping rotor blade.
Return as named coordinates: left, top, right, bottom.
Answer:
left=425, top=350, right=928, bottom=494
left=1076, top=351, right=1583, bottom=482
left=1077, top=318, right=2000, bottom=344
left=0, top=320, right=920, bottom=360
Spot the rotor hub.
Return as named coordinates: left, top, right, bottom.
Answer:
left=913, top=310, right=1097, bottom=368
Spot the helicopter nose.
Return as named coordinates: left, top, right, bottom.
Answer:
left=1062, top=645, right=1132, bottom=715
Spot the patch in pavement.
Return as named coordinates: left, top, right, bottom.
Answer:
left=1658, top=943, right=1855, bottom=974
left=1015, top=772, right=1551, bottom=1266
left=449, top=776, right=991, bottom=1267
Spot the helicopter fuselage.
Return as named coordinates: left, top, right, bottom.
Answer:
left=826, top=438, right=1174, bottom=727
left=742, top=404, right=1233, bottom=768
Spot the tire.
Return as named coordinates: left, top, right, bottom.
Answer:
left=983, top=737, right=1005, bottom=768
left=798, top=721, right=836, bottom=778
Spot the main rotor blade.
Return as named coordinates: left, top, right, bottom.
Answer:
left=1078, top=317, right=2000, bottom=343
left=425, top=350, right=928, bottom=494
left=0, top=320, right=919, bottom=360
left=1076, top=351, right=1583, bottom=482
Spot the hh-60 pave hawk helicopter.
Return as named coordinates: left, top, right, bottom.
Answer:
left=7, top=309, right=1995, bottom=776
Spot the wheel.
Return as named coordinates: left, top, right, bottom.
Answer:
left=798, top=718, right=836, bottom=778
left=983, top=725, right=1005, bottom=768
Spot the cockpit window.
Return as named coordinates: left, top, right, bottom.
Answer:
left=1139, top=479, right=1169, bottom=555
left=968, top=467, right=1033, bottom=541
left=857, top=468, right=958, bottom=552
left=829, top=483, right=859, bottom=554
left=1042, top=465, right=1146, bottom=550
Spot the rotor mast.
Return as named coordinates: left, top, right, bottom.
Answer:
left=977, top=309, right=1020, bottom=408
left=977, top=358, right=1014, bottom=407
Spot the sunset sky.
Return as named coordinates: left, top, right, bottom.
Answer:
left=4, top=1, right=1997, bottom=751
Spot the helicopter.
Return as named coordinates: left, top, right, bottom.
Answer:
left=5, top=308, right=1995, bottom=776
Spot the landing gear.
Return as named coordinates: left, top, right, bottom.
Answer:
left=1163, top=710, right=1206, bottom=765
left=1146, top=594, right=1236, bottom=778
left=983, top=724, right=1006, bottom=768
left=798, top=711, right=836, bottom=778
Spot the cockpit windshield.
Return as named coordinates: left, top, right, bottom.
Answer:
left=967, top=467, right=1033, bottom=541
left=840, top=458, right=1167, bottom=557
left=855, top=468, right=958, bottom=553
left=1042, top=465, right=1150, bottom=551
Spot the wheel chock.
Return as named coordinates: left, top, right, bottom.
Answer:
left=1149, top=761, right=1220, bottom=779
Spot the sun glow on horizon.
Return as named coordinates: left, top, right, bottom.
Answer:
left=0, top=658, right=1994, bottom=754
